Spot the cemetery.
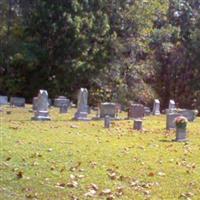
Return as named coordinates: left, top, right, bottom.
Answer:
left=1, top=91, right=200, bottom=200
left=1, top=1, right=200, bottom=199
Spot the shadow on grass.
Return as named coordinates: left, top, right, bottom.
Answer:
left=159, top=139, right=174, bottom=143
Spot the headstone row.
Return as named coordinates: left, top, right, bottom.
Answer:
left=0, top=96, right=25, bottom=107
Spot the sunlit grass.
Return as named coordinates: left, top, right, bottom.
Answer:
left=1, top=105, right=200, bottom=200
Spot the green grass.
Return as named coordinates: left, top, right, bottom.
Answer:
left=1, top=105, right=200, bottom=200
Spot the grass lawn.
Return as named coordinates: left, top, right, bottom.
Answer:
left=1, top=105, right=200, bottom=200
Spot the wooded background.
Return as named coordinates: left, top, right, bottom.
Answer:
left=0, top=0, right=200, bottom=110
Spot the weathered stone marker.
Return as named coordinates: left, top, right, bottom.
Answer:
left=10, top=97, right=25, bottom=107
left=176, top=128, right=187, bottom=142
left=176, top=109, right=197, bottom=122
left=54, top=96, right=70, bottom=108
left=174, top=116, right=188, bottom=142
left=104, top=115, right=111, bottom=128
left=166, top=113, right=181, bottom=130
left=99, top=102, right=118, bottom=119
left=32, top=90, right=50, bottom=121
left=0, top=96, right=8, bottom=105
left=152, top=99, right=160, bottom=115
left=175, top=116, right=188, bottom=142
left=133, top=119, right=143, bottom=131
left=74, top=88, right=89, bottom=120
left=128, top=103, right=144, bottom=119
left=32, top=97, right=38, bottom=110
left=144, top=106, right=151, bottom=116
left=60, top=104, right=68, bottom=114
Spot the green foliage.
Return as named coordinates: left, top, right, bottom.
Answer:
left=0, top=0, right=199, bottom=110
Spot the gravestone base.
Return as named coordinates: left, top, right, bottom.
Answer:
left=60, top=105, right=68, bottom=114
left=153, top=111, right=160, bottom=116
left=104, top=115, right=111, bottom=128
left=32, top=111, right=51, bottom=121
left=133, top=119, right=143, bottom=131
left=175, top=128, right=188, bottom=142
left=10, top=97, right=26, bottom=107
left=74, top=112, right=89, bottom=121
left=175, top=138, right=188, bottom=142
left=92, top=116, right=120, bottom=121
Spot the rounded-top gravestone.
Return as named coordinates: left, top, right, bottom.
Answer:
left=74, top=88, right=89, bottom=120
left=32, top=90, right=50, bottom=121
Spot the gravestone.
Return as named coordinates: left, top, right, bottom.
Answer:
left=74, top=88, right=89, bottom=120
left=166, top=113, right=181, bottom=130
left=168, top=99, right=176, bottom=112
left=0, top=96, right=8, bottom=105
left=60, top=104, right=68, bottom=114
left=177, top=109, right=197, bottom=122
left=133, top=119, right=143, bottom=131
left=10, top=97, right=25, bottom=107
left=32, top=90, right=50, bottom=120
left=128, top=104, right=144, bottom=119
left=54, top=96, right=70, bottom=108
left=33, top=97, right=50, bottom=110
left=32, top=97, right=38, bottom=110
left=48, top=99, right=52, bottom=107
left=144, top=106, right=151, bottom=116
left=99, top=102, right=118, bottom=119
left=104, top=115, right=111, bottom=128
left=152, top=99, right=160, bottom=115
left=175, top=126, right=188, bottom=142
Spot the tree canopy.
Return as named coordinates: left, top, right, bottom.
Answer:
left=0, top=0, right=200, bottom=110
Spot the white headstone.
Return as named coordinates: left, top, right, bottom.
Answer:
left=152, top=99, right=160, bottom=115
left=169, top=99, right=176, bottom=112
left=74, top=88, right=89, bottom=120
left=32, top=90, right=50, bottom=120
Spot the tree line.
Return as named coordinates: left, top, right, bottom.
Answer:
left=0, top=0, right=200, bottom=110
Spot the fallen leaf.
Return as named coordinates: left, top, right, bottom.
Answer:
left=90, top=183, right=99, bottom=191
left=6, top=157, right=11, bottom=161
left=108, top=172, right=117, bottom=180
left=16, top=171, right=23, bottom=179
left=67, top=181, right=78, bottom=188
left=106, top=194, right=115, bottom=200
left=84, top=189, right=96, bottom=197
left=55, top=183, right=65, bottom=188
left=148, top=172, right=155, bottom=177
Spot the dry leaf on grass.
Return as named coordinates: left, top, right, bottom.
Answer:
left=16, top=171, right=23, bottom=179
left=67, top=181, right=78, bottom=188
left=84, top=189, right=97, bottom=197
